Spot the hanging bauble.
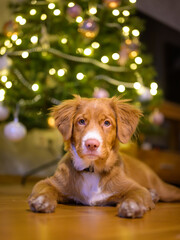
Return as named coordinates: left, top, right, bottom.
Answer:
left=0, top=55, right=12, bottom=70
left=149, top=109, right=165, bottom=126
left=138, top=87, right=152, bottom=102
left=0, top=104, right=10, bottom=121
left=103, top=0, right=121, bottom=9
left=78, top=19, right=99, bottom=39
left=3, top=20, right=18, bottom=37
left=118, top=44, right=130, bottom=66
left=4, top=119, right=27, bottom=142
left=93, top=87, right=110, bottom=98
left=67, top=4, right=82, bottom=18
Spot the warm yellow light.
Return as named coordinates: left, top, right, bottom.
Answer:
left=48, top=3, right=55, bottom=9
left=129, top=51, right=138, bottom=58
left=7, top=43, right=13, bottom=48
left=48, top=117, right=55, bottom=128
left=76, top=73, right=84, bottom=80
left=53, top=9, right=61, bottom=16
left=0, top=47, right=6, bottom=55
left=118, top=17, right=125, bottom=23
left=117, top=85, right=125, bottom=92
left=112, top=53, right=120, bottom=60
left=130, top=63, right=137, bottom=70
left=0, top=89, right=5, bottom=101
left=132, top=29, right=140, bottom=37
left=41, top=14, right=47, bottom=20
left=68, top=2, right=75, bottom=7
left=57, top=69, right=65, bottom=76
left=84, top=48, right=92, bottom=56
left=32, top=83, right=39, bottom=91
left=61, top=38, right=68, bottom=44
left=122, top=10, right=130, bottom=16
left=101, top=56, right=109, bottom=64
left=16, top=16, right=23, bottom=22
left=112, top=9, right=120, bottom=16
left=135, top=56, right=143, bottom=64
left=76, top=16, right=83, bottom=23
left=1, top=76, right=7, bottom=83
left=5, top=81, right=12, bottom=89
left=150, top=88, right=157, bottom=96
left=150, top=82, right=158, bottom=90
left=30, top=9, right=37, bottom=15
left=122, top=26, right=130, bottom=33
left=4, top=40, right=11, bottom=47
left=11, top=34, right=18, bottom=41
left=134, top=82, right=141, bottom=90
left=30, top=36, right=38, bottom=44
left=91, top=42, right=100, bottom=49
left=125, top=39, right=132, bottom=45
left=19, top=18, right=26, bottom=25
left=15, top=39, right=22, bottom=45
left=89, top=7, right=97, bottom=15
left=22, top=51, right=29, bottom=58
left=49, top=68, right=56, bottom=75
left=129, top=0, right=136, bottom=3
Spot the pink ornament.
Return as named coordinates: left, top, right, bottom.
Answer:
left=93, top=88, right=109, bottom=98
left=67, top=4, right=82, bottom=18
left=78, top=19, right=99, bottom=38
left=149, top=109, right=164, bottom=126
left=0, top=105, right=9, bottom=121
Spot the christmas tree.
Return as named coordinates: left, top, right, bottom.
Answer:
left=0, top=0, right=161, bottom=141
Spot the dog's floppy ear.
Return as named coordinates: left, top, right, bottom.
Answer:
left=111, top=97, right=142, bottom=144
left=51, top=95, right=80, bottom=141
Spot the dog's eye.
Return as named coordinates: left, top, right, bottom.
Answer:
left=104, top=120, right=111, bottom=127
left=78, top=119, right=86, bottom=125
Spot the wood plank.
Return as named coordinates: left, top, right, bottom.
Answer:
left=0, top=182, right=180, bottom=240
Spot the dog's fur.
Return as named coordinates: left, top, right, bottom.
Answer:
left=28, top=96, right=180, bottom=218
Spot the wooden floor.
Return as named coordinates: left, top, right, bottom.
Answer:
left=0, top=180, right=180, bottom=240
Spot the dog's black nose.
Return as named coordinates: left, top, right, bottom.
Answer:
left=85, top=139, right=100, bottom=151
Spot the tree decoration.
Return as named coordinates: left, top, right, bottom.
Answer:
left=149, top=109, right=165, bottom=126
left=139, top=87, right=152, bottom=102
left=93, top=87, right=110, bottom=98
left=78, top=19, right=99, bottom=38
left=3, top=20, right=18, bottom=37
left=103, top=0, right=121, bottom=9
left=67, top=3, right=82, bottom=18
left=0, top=104, right=10, bottom=121
left=4, top=119, right=27, bottom=141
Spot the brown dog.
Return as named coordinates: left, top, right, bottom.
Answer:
left=28, top=96, right=180, bottom=218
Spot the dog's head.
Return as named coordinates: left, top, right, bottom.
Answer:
left=51, top=95, right=142, bottom=170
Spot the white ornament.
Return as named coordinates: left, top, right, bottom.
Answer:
left=0, top=104, right=10, bottom=121
left=0, top=55, right=12, bottom=70
left=93, top=87, right=109, bottom=98
left=139, top=87, right=152, bottom=102
left=4, top=119, right=27, bottom=142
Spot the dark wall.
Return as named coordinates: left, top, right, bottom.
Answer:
left=138, top=12, right=180, bottom=103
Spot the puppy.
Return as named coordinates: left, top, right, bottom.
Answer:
left=28, top=96, right=180, bottom=218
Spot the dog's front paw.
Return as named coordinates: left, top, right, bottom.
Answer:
left=118, top=199, right=147, bottom=218
left=28, top=194, right=57, bottom=213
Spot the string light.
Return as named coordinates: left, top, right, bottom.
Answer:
left=76, top=72, right=84, bottom=80
left=5, top=81, right=12, bottom=89
left=19, top=18, right=26, bottom=25
left=91, top=42, right=100, bottom=49
left=135, top=56, right=143, bottom=64
left=0, top=47, right=6, bottom=55
left=84, top=48, right=92, bottom=56
left=30, top=9, right=37, bottom=15
left=0, top=89, right=5, bottom=101
left=53, top=9, right=61, bottom=16
left=129, top=51, right=138, bottom=58
left=133, top=82, right=141, bottom=90
left=15, top=16, right=23, bottom=22
left=118, top=17, right=125, bottom=23
left=101, top=56, right=109, bottom=63
left=48, top=116, right=55, bottom=128
left=117, top=85, right=125, bottom=92
left=132, top=29, right=140, bottom=37
left=129, top=0, right=136, bottom=3
left=11, top=34, right=18, bottom=41
left=57, top=69, right=65, bottom=76
left=48, top=3, right=55, bottom=9
left=122, top=26, right=130, bottom=33
left=76, top=16, right=83, bottom=23
left=30, top=36, right=38, bottom=44
left=89, top=7, right=97, bottom=15
left=1, top=76, right=7, bottom=83
left=150, top=88, right=157, bottom=96
left=130, top=63, right=137, bottom=70
left=112, top=9, right=120, bottom=16
left=15, top=39, right=22, bottom=45
left=68, top=2, right=75, bottom=7
left=49, top=68, right=56, bottom=75
left=61, top=38, right=68, bottom=44
left=4, top=40, right=11, bottom=47
left=112, top=53, right=120, bottom=60
left=32, top=83, right=39, bottom=91
left=150, top=82, right=158, bottom=90
left=122, top=10, right=130, bottom=16
left=22, top=51, right=29, bottom=58
left=41, top=14, right=47, bottom=20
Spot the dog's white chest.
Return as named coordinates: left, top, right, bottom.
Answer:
left=80, top=172, right=111, bottom=206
